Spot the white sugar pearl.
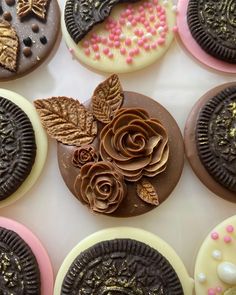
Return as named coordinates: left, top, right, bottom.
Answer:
left=217, top=262, right=236, bottom=285
left=126, top=22, right=132, bottom=29
left=145, top=33, right=152, bottom=39
left=212, top=250, right=222, bottom=261
left=157, top=26, right=164, bottom=33
left=132, top=36, right=138, bottom=42
left=120, top=34, right=126, bottom=41
left=197, top=273, right=207, bottom=283
left=172, top=5, right=177, bottom=12
left=163, top=0, right=169, bottom=6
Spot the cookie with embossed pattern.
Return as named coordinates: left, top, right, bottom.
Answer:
left=185, top=83, right=236, bottom=202
left=187, top=0, right=236, bottom=63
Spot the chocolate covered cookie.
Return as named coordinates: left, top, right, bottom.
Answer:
left=34, top=74, right=184, bottom=217
left=184, top=83, right=236, bottom=201
left=0, top=0, right=60, bottom=80
left=0, top=226, right=40, bottom=294
left=0, top=96, right=36, bottom=200
left=54, top=228, right=194, bottom=295
left=187, top=0, right=236, bottom=64
left=62, top=0, right=178, bottom=73
left=0, top=89, right=47, bottom=207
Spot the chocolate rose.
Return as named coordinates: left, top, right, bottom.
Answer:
left=100, top=108, right=169, bottom=182
left=72, top=145, right=99, bottom=168
left=74, top=161, right=126, bottom=214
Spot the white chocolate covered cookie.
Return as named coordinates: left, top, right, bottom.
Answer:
left=195, top=216, right=236, bottom=295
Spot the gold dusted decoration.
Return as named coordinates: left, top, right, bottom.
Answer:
left=0, top=20, right=19, bottom=72
left=17, top=0, right=49, bottom=20
left=137, top=179, right=159, bottom=206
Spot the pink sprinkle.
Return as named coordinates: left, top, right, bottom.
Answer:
left=120, top=48, right=126, bottom=55
left=144, top=21, right=149, bottom=27
left=156, top=5, right=161, bottom=11
left=135, top=15, right=140, bottom=22
left=108, top=52, right=114, bottom=59
left=108, top=41, right=114, bottom=48
left=128, top=15, right=133, bottom=22
left=126, top=56, right=133, bottom=64
left=140, top=11, right=146, bottom=17
left=119, top=18, right=125, bottom=25
left=109, top=34, right=115, bottom=41
left=144, top=44, right=150, bottom=51
left=172, top=26, right=178, bottom=33
left=139, top=30, right=144, bottom=37
left=125, top=9, right=132, bottom=16
left=131, top=20, right=137, bottom=26
left=160, top=32, right=166, bottom=38
left=115, top=29, right=121, bottom=35
left=114, top=41, right=120, bottom=48
left=208, top=289, right=216, bottom=295
left=95, top=53, right=100, bottom=59
left=157, top=38, right=165, bottom=45
left=211, top=232, right=219, bottom=240
left=69, top=48, right=74, bottom=54
left=226, top=225, right=234, bottom=233
left=82, top=40, right=90, bottom=48
left=140, top=16, right=146, bottom=23
left=92, top=44, right=99, bottom=52
left=125, top=38, right=132, bottom=46
left=149, top=8, right=154, bottom=13
left=151, top=43, right=157, bottom=49
left=147, top=27, right=152, bottom=32
left=91, top=33, right=97, bottom=39
left=114, top=35, right=120, bottom=41
left=150, top=15, right=155, bottom=22
left=138, top=5, right=144, bottom=12
left=134, top=48, right=140, bottom=55
left=160, top=15, right=166, bottom=21
left=155, top=23, right=160, bottom=29
left=129, top=50, right=135, bottom=57
left=84, top=48, right=90, bottom=56
left=138, top=39, right=144, bottom=47
left=153, top=0, right=158, bottom=4
left=103, top=48, right=109, bottom=55
left=164, top=25, right=169, bottom=32
left=224, top=236, right=232, bottom=243
left=134, top=29, right=140, bottom=36
left=151, top=28, right=157, bottom=35
left=216, top=287, right=222, bottom=293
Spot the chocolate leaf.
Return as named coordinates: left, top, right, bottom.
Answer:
left=92, top=74, right=124, bottom=124
left=17, top=0, right=49, bottom=19
left=0, top=20, right=19, bottom=72
left=137, top=179, right=159, bottom=206
left=34, top=97, right=97, bottom=146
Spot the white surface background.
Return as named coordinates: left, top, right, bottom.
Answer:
left=1, top=0, right=236, bottom=288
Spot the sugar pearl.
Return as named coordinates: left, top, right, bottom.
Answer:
left=212, top=250, right=222, bottom=260
left=197, top=273, right=207, bottom=283
left=226, top=225, right=234, bottom=233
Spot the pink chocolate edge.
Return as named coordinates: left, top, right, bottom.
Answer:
left=177, top=0, right=236, bottom=73
left=0, top=217, right=53, bottom=295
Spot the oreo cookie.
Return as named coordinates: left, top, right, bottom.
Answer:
left=65, top=0, right=139, bottom=43
left=0, top=226, right=40, bottom=294
left=0, top=96, right=36, bottom=200
left=187, top=0, right=236, bottom=63
left=61, top=239, right=184, bottom=294
left=196, top=86, right=236, bottom=192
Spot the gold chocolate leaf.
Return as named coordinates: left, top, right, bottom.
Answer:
left=137, top=179, right=159, bottom=206
left=17, top=0, right=49, bottom=20
left=0, top=20, right=19, bottom=72
left=92, top=74, right=124, bottom=123
left=34, top=97, right=97, bottom=146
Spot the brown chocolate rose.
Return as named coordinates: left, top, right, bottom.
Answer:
left=74, top=161, right=126, bottom=214
left=100, top=108, right=169, bottom=182
left=72, top=145, right=99, bottom=168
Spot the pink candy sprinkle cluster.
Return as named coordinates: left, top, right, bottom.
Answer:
left=81, top=0, right=176, bottom=64
left=208, top=224, right=235, bottom=294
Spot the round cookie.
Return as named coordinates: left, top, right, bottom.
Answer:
left=0, top=0, right=60, bottom=81
left=177, top=0, right=236, bottom=73
left=34, top=75, right=184, bottom=217
left=62, top=0, right=178, bottom=73
left=184, top=83, right=236, bottom=202
left=195, top=216, right=236, bottom=295
left=54, top=227, right=194, bottom=295
left=0, top=89, right=47, bottom=208
left=0, top=216, right=53, bottom=295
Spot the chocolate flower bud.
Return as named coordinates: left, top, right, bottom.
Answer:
left=72, top=145, right=99, bottom=168
left=100, top=108, right=169, bottom=182
left=74, top=161, right=126, bottom=214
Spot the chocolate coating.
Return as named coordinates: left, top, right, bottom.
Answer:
left=185, top=82, right=236, bottom=202
left=0, top=0, right=60, bottom=81
left=57, top=91, right=184, bottom=217
left=187, top=0, right=236, bottom=63
left=0, top=227, right=40, bottom=294
left=0, top=96, right=36, bottom=200
left=61, top=239, right=183, bottom=295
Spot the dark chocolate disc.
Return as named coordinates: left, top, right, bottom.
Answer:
left=0, top=226, right=40, bottom=294
left=61, top=239, right=183, bottom=295
left=196, top=86, right=236, bottom=192
left=0, top=97, right=36, bottom=199
left=187, top=0, right=236, bottom=63
left=65, top=0, right=139, bottom=43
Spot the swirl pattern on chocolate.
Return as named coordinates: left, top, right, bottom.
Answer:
left=0, top=97, right=36, bottom=199
left=72, top=145, right=99, bottom=168
left=74, top=161, right=126, bottom=213
left=187, top=0, right=236, bottom=63
left=0, top=227, right=40, bottom=294
left=65, top=0, right=139, bottom=43
left=61, top=239, right=184, bottom=295
left=100, top=108, right=169, bottom=182
left=196, top=86, right=236, bottom=192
